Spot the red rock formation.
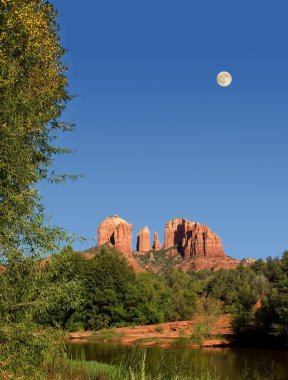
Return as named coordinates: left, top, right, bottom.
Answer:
left=93, top=215, right=242, bottom=272
left=137, top=226, right=151, bottom=252
left=97, top=215, right=132, bottom=255
left=164, top=218, right=225, bottom=259
left=153, top=232, right=162, bottom=251
left=178, top=256, right=240, bottom=272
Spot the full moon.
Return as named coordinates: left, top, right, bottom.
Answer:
left=217, top=71, right=232, bottom=87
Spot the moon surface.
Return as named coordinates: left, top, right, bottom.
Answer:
left=217, top=71, right=232, bottom=87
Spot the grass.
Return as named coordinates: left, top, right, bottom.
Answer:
left=155, top=325, right=164, bottom=333
left=240, top=361, right=280, bottom=380
left=46, top=346, right=224, bottom=380
left=89, top=329, right=124, bottom=340
left=47, top=357, right=223, bottom=380
left=48, top=357, right=282, bottom=380
left=190, top=322, right=211, bottom=346
left=174, top=337, right=191, bottom=345
left=47, top=358, right=126, bottom=379
left=45, top=345, right=281, bottom=380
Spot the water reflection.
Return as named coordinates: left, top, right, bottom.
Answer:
left=67, top=341, right=288, bottom=380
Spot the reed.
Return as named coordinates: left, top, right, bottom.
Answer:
left=46, top=348, right=280, bottom=380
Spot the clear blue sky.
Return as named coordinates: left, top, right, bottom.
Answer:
left=39, top=0, right=288, bottom=260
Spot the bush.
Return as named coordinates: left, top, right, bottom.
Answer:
left=191, top=322, right=211, bottom=346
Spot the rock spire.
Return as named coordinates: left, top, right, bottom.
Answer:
left=153, top=232, right=162, bottom=251
left=137, top=226, right=151, bottom=252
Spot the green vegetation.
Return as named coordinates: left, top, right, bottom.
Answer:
left=0, top=233, right=287, bottom=378
left=135, top=247, right=183, bottom=274
left=50, top=347, right=225, bottom=380
left=48, top=358, right=127, bottom=380
left=190, top=322, right=212, bottom=346
left=0, top=0, right=77, bottom=260
left=205, top=253, right=288, bottom=345
left=48, top=360, right=222, bottom=380
left=34, top=246, right=288, bottom=349
left=155, top=325, right=164, bottom=333
left=45, top=348, right=281, bottom=380
left=37, top=247, right=173, bottom=330
left=0, top=0, right=79, bottom=377
left=1, top=245, right=286, bottom=379
left=89, top=329, right=124, bottom=339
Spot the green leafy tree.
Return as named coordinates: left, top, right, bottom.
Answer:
left=259, top=252, right=288, bottom=340
left=0, top=252, right=82, bottom=376
left=0, top=1, right=79, bottom=377
left=0, top=0, right=75, bottom=259
left=228, top=252, right=287, bottom=342
left=82, top=248, right=137, bottom=330
left=34, top=247, right=86, bottom=329
left=129, top=271, right=173, bottom=325
left=165, top=270, right=202, bottom=321
left=269, top=277, right=288, bottom=338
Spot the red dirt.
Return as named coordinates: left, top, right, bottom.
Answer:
left=68, top=314, right=233, bottom=348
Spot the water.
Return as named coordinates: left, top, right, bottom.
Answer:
left=67, top=341, right=288, bottom=379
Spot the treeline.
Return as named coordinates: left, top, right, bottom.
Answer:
left=29, top=246, right=288, bottom=345
left=0, top=245, right=287, bottom=377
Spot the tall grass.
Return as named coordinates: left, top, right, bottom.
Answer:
left=46, top=347, right=222, bottom=380
left=47, top=358, right=222, bottom=380
left=46, top=347, right=281, bottom=380
left=240, top=361, right=280, bottom=380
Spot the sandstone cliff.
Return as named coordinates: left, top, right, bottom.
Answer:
left=137, top=226, right=151, bottom=252
left=97, top=215, right=133, bottom=255
left=95, top=215, right=241, bottom=272
left=164, top=218, right=225, bottom=258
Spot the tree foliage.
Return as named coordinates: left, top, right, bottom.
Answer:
left=0, top=0, right=73, bottom=259
left=27, top=247, right=288, bottom=348
left=165, top=270, right=202, bottom=321
left=209, top=253, right=288, bottom=343
left=0, top=1, right=80, bottom=377
left=0, top=250, right=82, bottom=376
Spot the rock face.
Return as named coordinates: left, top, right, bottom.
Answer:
left=179, top=256, right=240, bottom=272
left=137, top=226, right=151, bottom=252
left=97, top=215, right=132, bottom=255
left=164, top=218, right=225, bottom=258
left=153, top=232, right=162, bottom=251
left=94, top=215, right=242, bottom=272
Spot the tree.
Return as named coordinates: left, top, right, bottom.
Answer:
left=0, top=251, right=82, bottom=376
left=129, top=271, right=172, bottom=325
left=263, top=252, right=288, bottom=340
left=268, top=278, right=288, bottom=339
left=34, top=247, right=86, bottom=329
left=0, top=1, right=78, bottom=376
left=0, top=0, right=74, bottom=259
left=83, top=248, right=137, bottom=330
left=165, top=270, right=201, bottom=321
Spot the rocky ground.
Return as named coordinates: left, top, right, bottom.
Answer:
left=68, top=314, right=233, bottom=348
